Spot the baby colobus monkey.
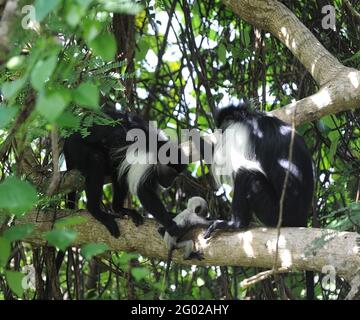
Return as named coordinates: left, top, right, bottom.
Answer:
left=161, top=197, right=211, bottom=296
left=163, top=196, right=211, bottom=260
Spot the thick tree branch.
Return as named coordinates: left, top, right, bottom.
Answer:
left=17, top=210, right=360, bottom=285
left=0, top=0, right=18, bottom=61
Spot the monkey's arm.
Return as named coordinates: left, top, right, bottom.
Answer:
left=137, top=184, right=182, bottom=237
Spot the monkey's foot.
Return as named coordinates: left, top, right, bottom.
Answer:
left=185, top=251, right=204, bottom=261
left=158, top=226, right=166, bottom=237
left=112, top=209, right=144, bottom=226
left=101, top=216, right=120, bottom=238
left=124, top=209, right=144, bottom=226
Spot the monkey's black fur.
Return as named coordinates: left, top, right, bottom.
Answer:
left=63, top=110, right=187, bottom=238
left=204, top=104, right=314, bottom=237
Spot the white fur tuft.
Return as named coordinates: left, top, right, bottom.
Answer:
left=117, top=149, right=155, bottom=195
left=212, top=122, right=264, bottom=187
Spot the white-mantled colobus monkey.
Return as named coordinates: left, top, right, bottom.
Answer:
left=64, top=108, right=187, bottom=238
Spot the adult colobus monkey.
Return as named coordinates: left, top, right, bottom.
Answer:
left=63, top=110, right=187, bottom=238
left=203, top=103, right=314, bottom=238
left=201, top=103, right=314, bottom=299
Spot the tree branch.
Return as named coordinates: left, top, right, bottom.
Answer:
left=0, top=0, right=19, bottom=61
left=17, top=210, right=360, bottom=285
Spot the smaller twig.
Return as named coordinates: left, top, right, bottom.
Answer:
left=273, top=110, right=297, bottom=270
left=240, top=267, right=290, bottom=289
left=344, top=0, right=360, bottom=22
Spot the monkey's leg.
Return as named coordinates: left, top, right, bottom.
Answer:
left=178, top=241, right=204, bottom=261
left=137, top=183, right=182, bottom=237
left=85, top=163, right=120, bottom=238
left=112, top=177, right=144, bottom=226
left=204, top=171, right=253, bottom=239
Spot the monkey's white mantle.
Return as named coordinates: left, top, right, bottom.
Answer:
left=18, top=210, right=360, bottom=284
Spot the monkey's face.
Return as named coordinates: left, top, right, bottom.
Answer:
left=194, top=204, right=208, bottom=218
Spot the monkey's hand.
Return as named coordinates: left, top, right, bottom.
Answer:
left=203, top=219, right=242, bottom=239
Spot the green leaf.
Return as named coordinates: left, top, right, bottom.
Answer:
left=2, top=77, right=27, bottom=100
left=54, top=216, right=87, bottom=229
left=6, top=56, right=25, bottom=70
left=89, top=33, right=116, bottom=61
left=0, top=237, right=10, bottom=267
left=30, top=55, right=58, bottom=91
left=45, top=229, right=77, bottom=251
left=0, top=106, right=18, bottom=128
left=65, top=3, right=84, bottom=28
left=0, top=177, right=37, bottom=217
left=136, top=39, right=150, bottom=61
left=328, top=134, right=340, bottom=163
left=83, top=19, right=102, bottom=42
left=100, top=0, right=143, bottom=14
left=75, top=0, right=93, bottom=10
left=81, top=243, right=108, bottom=260
left=56, top=111, right=80, bottom=129
left=3, top=224, right=35, bottom=242
left=34, top=0, right=62, bottom=22
left=131, top=267, right=150, bottom=281
left=217, top=44, right=226, bottom=63
left=5, top=271, right=24, bottom=297
left=36, top=89, right=71, bottom=122
left=73, top=82, right=99, bottom=109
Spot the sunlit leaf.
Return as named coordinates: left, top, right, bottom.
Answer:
left=2, top=77, right=27, bottom=100
left=89, top=33, right=116, bottom=62
left=73, top=82, right=99, bottom=109
left=81, top=243, right=108, bottom=260
left=0, top=237, right=10, bottom=267
left=35, top=0, right=62, bottom=22
left=5, top=271, right=24, bottom=297
left=0, top=177, right=37, bottom=217
left=3, top=224, right=35, bottom=242
left=36, top=89, right=71, bottom=122
left=0, top=106, right=19, bottom=128
left=55, top=216, right=87, bottom=229
left=30, top=54, right=58, bottom=90
left=131, top=267, right=150, bottom=281
left=45, top=229, right=77, bottom=251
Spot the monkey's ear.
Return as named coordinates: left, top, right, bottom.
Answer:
left=156, top=164, right=178, bottom=188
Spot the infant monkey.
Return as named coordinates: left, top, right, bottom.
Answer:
left=163, top=196, right=211, bottom=260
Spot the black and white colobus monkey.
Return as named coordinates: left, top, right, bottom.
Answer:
left=201, top=103, right=314, bottom=299
left=161, top=196, right=210, bottom=295
left=203, top=103, right=314, bottom=236
left=63, top=110, right=187, bottom=238
left=163, top=196, right=211, bottom=260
